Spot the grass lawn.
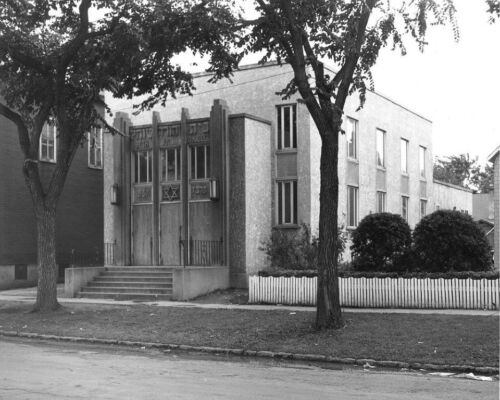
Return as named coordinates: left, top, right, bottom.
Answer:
left=0, top=301, right=497, bottom=367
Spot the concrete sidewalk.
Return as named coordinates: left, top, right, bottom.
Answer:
left=0, top=286, right=498, bottom=316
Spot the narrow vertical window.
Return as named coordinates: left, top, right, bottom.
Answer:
left=401, top=196, right=409, bottom=222
left=376, top=191, right=386, bottom=213
left=419, top=146, right=426, bottom=178
left=346, top=117, right=358, bottom=159
left=135, top=151, right=152, bottom=183
left=277, top=104, right=297, bottom=150
left=420, top=199, right=427, bottom=219
left=190, top=145, right=210, bottom=179
left=39, top=124, right=57, bottom=162
left=347, top=186, right=359, bottom=227
left=376, top=129, right=385, bottom=167
left=401, top=138, right=408, bottom=174
left=88, top=127, right=103, bottom=169
left=277, top=180, right=297, bottom=225
left=161, top=148, right=181, bottom=182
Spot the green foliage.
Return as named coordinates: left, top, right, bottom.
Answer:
left=350, top=213, right=412, bottom=272
left=432, top=153, right=493, bottom=192
left=260, top=224, right=346, bottom=270
left=413, top=210, right=493, bottom=272
left=258, top=269, right=500, bottom=280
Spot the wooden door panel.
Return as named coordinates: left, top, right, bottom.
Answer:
left=159, top=203, right=182, bottom=265
left=132, top=205, right=153, bottom=265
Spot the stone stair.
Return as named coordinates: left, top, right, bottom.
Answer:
left=78, top=266, right=174, bottom=301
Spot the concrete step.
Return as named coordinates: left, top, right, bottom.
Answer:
left=78, top=292, right=173, bottom=301
left=87, top=281, right=172, bottom=289
left=102, top=272, right=173, bottom=278
left=95, top=276, right=173, bottom=283
left=82, top=286, right=172, bottom=294
left=105, top=267, right=176, bottom=273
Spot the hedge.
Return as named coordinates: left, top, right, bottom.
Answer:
left=257, top=270, right=500, bottom=280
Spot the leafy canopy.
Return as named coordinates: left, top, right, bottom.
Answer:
left=433, top=154, right=494, bottom=193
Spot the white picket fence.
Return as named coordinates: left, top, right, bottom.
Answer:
left=248, top=276, right=500, bottom=310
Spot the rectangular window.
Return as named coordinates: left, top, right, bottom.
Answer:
left=376, top=129, right=385, bottom=167
left=161, top=147, right=181, bottom=182
left=401, top=138, right=408, bottom=174
left=134, top=151, right=152, bottom=183
left=401, top=196, right=409, bottom=222
left=190, top=145, right=210, bottom=180
left=420, top=199, right=427, bottom=219
left=88, top=127, right=103, bottom=168
left=347, top=186, right=359, bottom=227
left=39, top=124, right=57, bottom=162
left=277, top=180, right=297, bottom=225
left=277, top=104, right=297, bottom=150
left=376, top=191, right=386, bottom=213
left=419, top=146, right=426, bottom=178
left=346, top=117, right=358, bottom=159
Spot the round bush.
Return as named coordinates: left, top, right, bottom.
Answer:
left=350, top=213, right=412, bottom=271
left=413, top=210, right=492, bottom=272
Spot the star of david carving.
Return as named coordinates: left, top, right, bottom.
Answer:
left=163, top=185, right=179, bottom=201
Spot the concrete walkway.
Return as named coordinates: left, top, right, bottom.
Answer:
left=0, top=285, right=498, bottom=316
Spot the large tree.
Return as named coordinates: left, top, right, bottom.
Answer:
left=0, top=0, right=237, bottom=311
left=433, top=154, right=494, bottom=192
left=233, top=0, right=463, bottom=329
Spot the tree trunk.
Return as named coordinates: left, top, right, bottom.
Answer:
left=315, top=130, right=343, bottom=329
left=34, top=204, right=60, bottom=311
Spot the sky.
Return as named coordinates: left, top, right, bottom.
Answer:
left=110, top=0, right=499, bottom=165
left=369, top=0, right=500, bottom=164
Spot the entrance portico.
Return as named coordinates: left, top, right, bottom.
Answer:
left=104, top=99, right=272, bottom=292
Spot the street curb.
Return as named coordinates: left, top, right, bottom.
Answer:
left=0, top=330, right=498, bottom=376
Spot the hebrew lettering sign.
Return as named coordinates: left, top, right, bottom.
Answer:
left=190, top=181, right=209, bottom=200
left=134, top=186, right=152, bottom=203
left=131, top=127, right=153, bottom=151
left=187, top=121, right=210, bottom=144
left=159, top=124, right=181, bottom=148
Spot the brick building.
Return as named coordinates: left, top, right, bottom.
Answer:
left=488, top=146, right=500, bottom=270
left=102, top=63, right=471, bottom=294
left=0, top=115, right=104, bottom=289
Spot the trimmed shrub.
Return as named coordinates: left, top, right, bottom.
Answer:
left=413, top=210, right=493, bottom=272
left=260, top=223, right=346, bottom=270
left=350, top=213, right=412, bottom=271
left=257, top=269, right=500, bottom=280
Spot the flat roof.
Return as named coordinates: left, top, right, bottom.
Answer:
left=433, top=179, right=473, bottom=193
left=192, top=61, right=432, bottom=123
left=487, top=145, right=500, bottom=163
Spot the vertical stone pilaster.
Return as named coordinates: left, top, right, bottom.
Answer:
left=152, top=112, right=160, bottom=266
left=210, top=99, right=230, bottom=266
left=181, top=108, right=190, bottom=266
left=109, top=112, right=131, bottom=266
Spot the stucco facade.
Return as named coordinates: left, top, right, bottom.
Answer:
left=106, top=63, right=474, bottom=285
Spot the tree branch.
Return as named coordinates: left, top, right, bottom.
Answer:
left=0, top=38, right=50, bottom=75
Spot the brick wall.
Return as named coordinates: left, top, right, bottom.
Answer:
left=0, top=115, right=103, bottom=266
left=494, top=154, right=499, bottom=270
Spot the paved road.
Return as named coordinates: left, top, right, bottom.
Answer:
left=0, top=338, right=497, bottom=400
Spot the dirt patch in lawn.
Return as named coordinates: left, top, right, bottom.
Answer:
left=0, top=301, right=497, bottom=367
